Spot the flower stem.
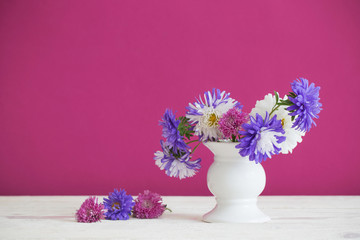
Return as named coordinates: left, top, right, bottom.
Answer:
left=269, top=105, right=280, bottom=117
left=186, top=140, right=199, bottom=145
left=191, top=142, right=201, bottom=154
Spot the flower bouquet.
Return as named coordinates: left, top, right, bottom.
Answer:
left=154, top=78, right=322, bottom=178
left=154, top=78, right=322, bottom=223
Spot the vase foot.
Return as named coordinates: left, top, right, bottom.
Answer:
left=202, top=199, right=270, bottom=223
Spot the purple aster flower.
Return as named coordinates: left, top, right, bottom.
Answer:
left=186, top=88, right=242, bottom=141
left=236, top=112, right=286, bottom=164
left=287, top=78, right=322, bottom=132
left=103, top=189, right=135, bottom=220
left=133, top=190, right=167, bottom=219
left=159, top=109, right=189, bottom=153
left=218, top=108, right=249, bottom=140
left=154, top=140, right=201, bottom=179
left=75, top=196, right=104, bottom=223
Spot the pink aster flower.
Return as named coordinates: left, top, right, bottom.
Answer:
left=218, top=108, right=249, bottom=140
left=76, top=196, right=105, bottom=223
left=133, top=190, right=167, bottom=219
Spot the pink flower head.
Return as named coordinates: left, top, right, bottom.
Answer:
left=76, top=196, right=105, bottom=223
left=218, top=108, right=249, bottom=140
left=133, top=190, right=167, bottom=219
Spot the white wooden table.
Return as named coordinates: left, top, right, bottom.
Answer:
left=0, top=196, right=359, bottom=239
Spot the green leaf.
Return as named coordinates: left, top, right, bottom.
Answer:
left=278, top=99, right=293, bottom=106
left=288, top=92, right=296, bottom=98
left=177, top=116, right=195, bottom=140
left=277, top=102, right=287, bottom=106
left=274, top=91, right=279, bottom=104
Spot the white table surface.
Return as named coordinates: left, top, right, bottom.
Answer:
left=0, top=196, right=359, bottom=240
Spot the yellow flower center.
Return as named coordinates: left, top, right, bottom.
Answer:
left=281, top=118, right=285, bottom=127
left=207, top=113, right=219, bottom=127
left=112, top=202, right=121, bottom=210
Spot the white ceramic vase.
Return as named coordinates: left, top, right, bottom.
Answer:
left=203, top=142, right=270, bottom=223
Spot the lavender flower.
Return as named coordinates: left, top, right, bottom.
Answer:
left=186, top=88, right=242, bottom=141
left=159, top=109, right=189, bottom=153
left=287, top=78, right=322, bottom=132
left=154, top=140, right=201, bottom=179
left=75, top=196, right=104, bottom=223
left=133, top=190, right=167, bottom=219
left=103, top=189, right=134, bottom=220
left=218, top=108, right=249, bottom=140
left=236, top=113, right=286, bottom=163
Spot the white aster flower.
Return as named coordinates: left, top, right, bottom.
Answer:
left=250, top=93, right=305, bottom=154
left=154, top=151, right=165, bottom=169
left=186, top=89, right=240, bottom=141
left=154, top=142, right=201, bottom=180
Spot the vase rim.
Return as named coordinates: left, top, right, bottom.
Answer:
left=203, top=141, right=239, bottom=146
left=202, top=141, right=251, bottom=161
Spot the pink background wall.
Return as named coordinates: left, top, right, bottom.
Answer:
left=1, top=0, right=359, bottom=196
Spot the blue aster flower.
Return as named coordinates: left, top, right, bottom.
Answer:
left=186, top=88, right=242, bottom=141
left=287, top=78, right=322, bottom=132
left=103, top=189, right=135, bottom=220
left=154, top=140, right=201, bottom=179
left=236, top=112, right=286, bottom=164
left=159, top=109, right=189, bottom=154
